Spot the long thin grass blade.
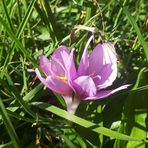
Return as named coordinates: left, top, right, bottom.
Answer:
left=0, top=99, right=20, bottom=148
left=31, top=102, right=147, bottom=142
left=123, top=7, right=148, bottom=62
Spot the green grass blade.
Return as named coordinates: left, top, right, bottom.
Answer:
left=113, top=0, right=127, bottom=27
left=0, top=78, right=35, bottom=118
left=60, top=0, right=114, bottom=44
left=0, top=142, right=14, bottom=148
left=7, top=109, right=35, bottom=123
left=0, top=17, right=31, bottom=58
left=16, top=0, right=21, bottom=24
left=60, top=135, right=76, bottom=148
left=0, top=0, right=36, bottom=78
left=34, top=2, right=56, bottom=43
left=31, top=102, right=146, bottom=142
left=1, top=0, right=14, bottom=32
left=16, top=0, right=36, bottom=39
left=44, top=0, right=58, bottom=40
left=123, top=7, right=148, bottom=62
left=23, top=83, right=43, bottom=102
left=114, top=67, right=148, bottom=148
left=0, top=98, right=20, bottom=148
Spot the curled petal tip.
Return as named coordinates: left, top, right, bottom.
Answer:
left=83, top=84, right=130, bottom=100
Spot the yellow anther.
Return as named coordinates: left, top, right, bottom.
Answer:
left=57, top=75, right=67, bottom=81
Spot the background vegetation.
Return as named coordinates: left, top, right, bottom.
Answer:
left=0, top=0, right=148, bottom=147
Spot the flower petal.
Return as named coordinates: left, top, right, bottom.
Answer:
left=83, top=85, right=129, bottom=100
left=78, top=35, right=94, bottom=76
left=39, top=55, right=51, bottom=76
left=67, top=48, right=77, bottom=91
left=51, top=46, right=77, bottom=80
left=89, top=44, right=105, bottom=75
left=50, top=56, right=66, bottom=77
left=102, top=43, right=117, bottom=65
left=67, top=48, right=77, bottom=79
left=94, top=64, right=117, bottom=89
left=73, top=76, right=97, bottom=98
left=52, top=45, right=70, bottom=68
left=35, top=68, right=72, bottom=96
left=90, top=43, right=118, bottom=89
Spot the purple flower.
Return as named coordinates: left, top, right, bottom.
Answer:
left=35, top=36, right=129, bottom=113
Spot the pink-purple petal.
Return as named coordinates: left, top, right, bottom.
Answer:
left=50, top=56, right=66, bottom=77
left=67, top=48, right=77, bottom=80
left=67, top=48, right=77, bottom=92
left=46, top=76, right=72, bottom=96
left=98, top=43, right=117, bottom=88
left=52, top=45, right=70, bottom=68
left=77, top=45, right=89, bottom=76
left=73, top=76, right=97, bottom=98
left=90, top=43, right=118, bottom=89
left=78, top=35, right=94, bottom=76
left=88, top=44, right=105, bottom=75
left=39, top=55, right=52, bottom=76
left=95, top=64, right=117, bottom=89
left=83, top=85, right=130, bottom=100
left=102, top=43, right=117, bottom=65
left=35, top=68, right=72, bottom=96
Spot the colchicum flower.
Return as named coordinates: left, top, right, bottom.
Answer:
left=35, top=35, right=129, bottom=114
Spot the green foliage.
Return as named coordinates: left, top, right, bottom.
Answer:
left=114, top=68, right=148, bottom=148
left=0, top=0, right=148, bottom=147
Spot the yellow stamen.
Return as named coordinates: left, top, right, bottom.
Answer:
left=57, top=75, right=67, bottom=81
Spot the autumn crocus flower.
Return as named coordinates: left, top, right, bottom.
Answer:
left=35, top=35, right=129, bottom=114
